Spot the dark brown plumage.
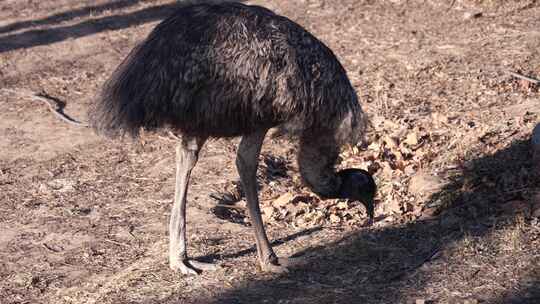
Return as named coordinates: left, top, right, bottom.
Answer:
left=88, top=2, right=364, bottom=142
left=89, top=1, right=375, bottom=275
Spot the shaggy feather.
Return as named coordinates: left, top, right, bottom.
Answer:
left=88, top=2, right=366, bottom=145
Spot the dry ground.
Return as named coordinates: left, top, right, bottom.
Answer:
left=1, top=0, right=540, bottom=303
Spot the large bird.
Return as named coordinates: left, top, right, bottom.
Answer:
left=89, top=1, right=376, bottom=275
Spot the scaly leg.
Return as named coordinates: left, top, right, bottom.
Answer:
left=169, top=136, right=216, bottom=275
left=236, top=130, right=306, bottom=273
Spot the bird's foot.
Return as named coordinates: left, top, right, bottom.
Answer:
left=170, top=259, right=219, bottom=275
left=260, top=256, right=308, bottom=274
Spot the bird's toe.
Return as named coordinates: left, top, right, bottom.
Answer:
left=170, top=259, right=218, bottom=275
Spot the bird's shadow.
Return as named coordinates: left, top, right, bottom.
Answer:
left=196, top=226, right=323, bottom=263
left=187, top=138, right=540, bottom=303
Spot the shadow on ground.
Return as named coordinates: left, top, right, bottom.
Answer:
left=178, top=139, right=538, bottom=303
left=0, top=0, right=245, bottom=53
left=0, top=0, right=146, bottom=35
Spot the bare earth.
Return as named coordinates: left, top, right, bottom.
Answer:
left=1, top=0, right=540, bottom=303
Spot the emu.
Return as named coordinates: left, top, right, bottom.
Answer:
left=89, top=2, right=376, bottom=275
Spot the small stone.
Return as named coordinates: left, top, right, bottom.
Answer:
left=463, top=11, right=482, bottom=20
left=47, top=179, right=76, bottom=192
left=38, top=183, right=49, bottom=194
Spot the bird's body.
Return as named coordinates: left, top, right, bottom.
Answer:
left=89, top=1, right=375, bottom=275
left=90, top=2, right=364, bottom=142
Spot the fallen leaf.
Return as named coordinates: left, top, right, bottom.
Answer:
left=337, top=201, right=349, bottom=210
left=288, top=203, right=307, bottom=217
left=303, top=210, right=325, bottom=225
left=273, top=193, right=294, bottom=208
left=295, top=217, right=307, bottom=227
left=431, top=112, right=448, bottom=125
left=381, top=162, right=394, bottom=178
left=368, top=141, right=382, bottom=152
left=385, top=199, right=402, bottom=214
left=404, top=164, right=416, bottom=175
left=330, top=214, right=341, bottom=223
left=262, top=206, right=275, bottom=217
left=383, top=135, right=399, bottom=149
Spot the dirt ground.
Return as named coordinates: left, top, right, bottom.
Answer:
left=1, top=0, right=540, bottom=303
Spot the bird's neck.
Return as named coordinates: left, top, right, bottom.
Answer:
left=303, top=169, right=342, bottom=199
left=297, top=133, right=342, bottom=199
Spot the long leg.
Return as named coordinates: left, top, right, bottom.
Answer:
left=236, top=130, right=305, bottom=273
left=169, top=136, right=215, bottom=274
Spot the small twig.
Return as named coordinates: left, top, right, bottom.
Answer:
left=121, top=175, right=154, bottom=181
left=104, top=238, right=132, bottom=248
left=507, top=71, right=540, bottom=84
left=1, top=88, right=89, bottom=127
left=42, top=243, right=62, bottom=253
left=447, top=0, right=456, bottom=11
left=148, top=272, right=175, bottom=284
left=157, top=135, right=176, bottom=142
left=157, top=131, right=183, bottom=142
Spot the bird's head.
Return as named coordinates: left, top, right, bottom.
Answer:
left=337, top=168, right=377, bottom=223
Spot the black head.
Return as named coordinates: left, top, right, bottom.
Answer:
left=337, top=168, right=377, bottom=222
